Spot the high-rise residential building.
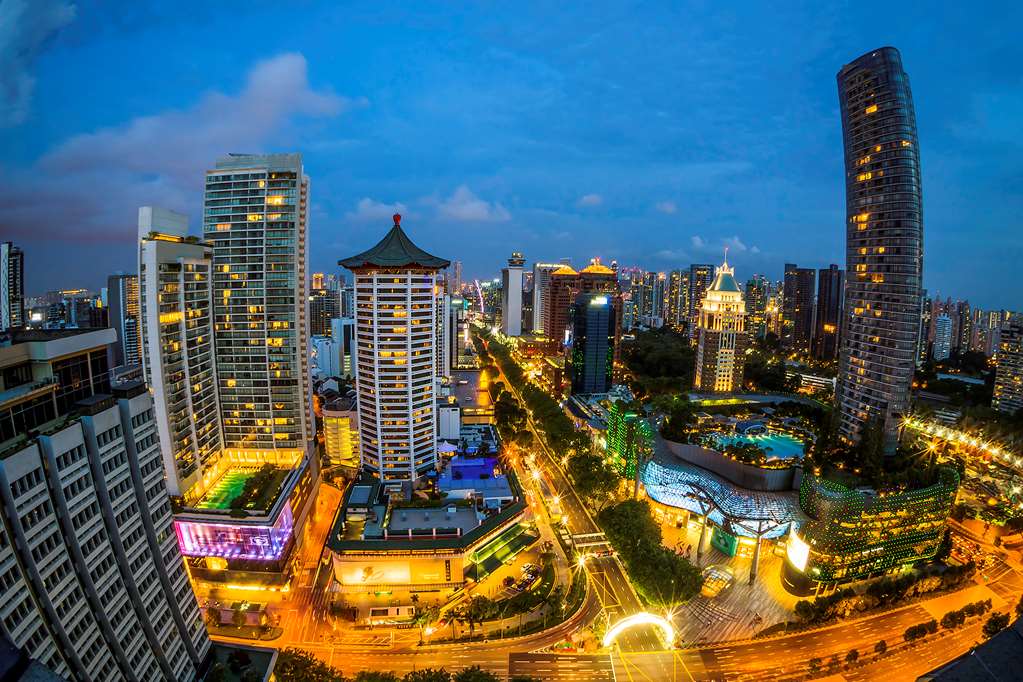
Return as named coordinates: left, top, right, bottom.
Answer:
left=340, top=214, right=449, bottom=480
left=444, top=296, right=469, bottom=371
left=644, top=272, right=666, bottom=321
left=1, top=242, right=25, bottom=331
left=203, top=153, right=311, bottom=452
left=568, top=292, right=616, bottom=395
left=694, top=259, right=747, bottom=393
left=744, top=275, right=769, bottom=338
left=813, top=265, right=844, bottom=361
left=666, top=269, right=688, bottom=328
left=311, top=272, right=326, bottom=290
left=138, top=207, right=223, bottom=502
left=309, top=287, right=340, bottom=337
left=993, top=321, right=1023, bottom=416
left=918, top=291, right=932, bottom=366
left=542, top=265, right=580, bottom=349
left=107, top=273, right=142, bottom=369
left=954, top=300, right=972, bottom=354
left=500, top=252, right=525, bottom=336
left=932, top=314, right=952, bottom=361
left=782, top=263, right=815, bottom=353
left=531, top=262, right=561, bottom=333
left=628, top=275, right=648, bottom=327
left=687, top=264, right=714, bottom=341
left=836, top=47, right=923, bottom=451
left=0, top=328, right=210, bottom=680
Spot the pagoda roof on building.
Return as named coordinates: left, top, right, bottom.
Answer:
left=580, top=262, right=615, bottom=275
left=339, top=214, right=449, bottom=270
left=552, top=265, right=578, bottom=276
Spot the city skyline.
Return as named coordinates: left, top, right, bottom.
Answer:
left=2, top=3, right=1022, bottom=309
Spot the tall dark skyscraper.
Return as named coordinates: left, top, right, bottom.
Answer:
left=568, top=291, right=616, bottom=395
left=813, top=265, right=844, bottom=361
left=687, top=264, right=714, bottom=341
left=107, top=273, right=141, bottom=368
left=836, top=47, right=923, bottom=451
left=782, top=264, right=815, bottom=353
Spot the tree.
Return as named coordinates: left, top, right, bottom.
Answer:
left=566, top=452, right=618, bottom=509
left=232, top=608, right=247, bottom=629
left=1015, top=595, right=1023, bottom=618
left=274, top=648, right=346, bottom=681
left=874, top=640, right=887, bottom=656
left=808, top=657, right=821, bottom=674
left=983, top=612, right=1011, bottom=638
left=354, top=673, right=400, bottom=682
left=206, top=663, right=227, bottom=682
left=452, top=667, right=500, bottom=682
left=415, top=604, right=441, bottom=644
left=455, top=596, right=495, bottom=636
left=845, top=649, right=859, bottom=666
left=204, top=608, right=220, bottom=629
left=403, top=670, right=452, bottom=682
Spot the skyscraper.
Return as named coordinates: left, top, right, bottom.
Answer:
left=531, top=262, right=562, bottom=333
left=447, top=260, right=463, bottom=295
left=933, top=314, right=952, bottom=361
left=0, top=328, right=210, bottom=680
left=107, top=273, right=142, bottom=368
left=667, top=269, right=688, bottom=329
left=687, top=264, right=714, bottom=341
left=309, top=286, right=340, bottom=337
left=782, top=263, right=815, bottom=353
left=0, top=242, right=24, bottom=331
left=500, top=252, right=525, bottom=336
left=836, top=47, right=923, bottom=450
left=203, top=153, right=311, bottom=451
left=694, top=259, right=747, bottom=393
left=568, top=292, right=616, bottom=395
left=993, top=321, right=1022, bottom=416
left=813, top=265, right=844, bottom=361
left=744, top=275, right=769, bottom=338
left=138, top=207, right=223, bottom=501
left=339, top=214, right=449, bottom=480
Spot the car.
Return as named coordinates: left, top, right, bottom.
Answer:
left=503, top=576, right=516, bottom=588
left=520, top=563, right=538, bottom=575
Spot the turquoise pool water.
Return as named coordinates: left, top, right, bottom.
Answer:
left=711, top=432, right=805, bottom=460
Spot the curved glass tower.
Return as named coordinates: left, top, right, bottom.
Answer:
left=835, top=47, right=923, bottom=452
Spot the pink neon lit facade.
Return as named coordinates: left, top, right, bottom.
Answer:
left=174, top=503, right=294, bottom=562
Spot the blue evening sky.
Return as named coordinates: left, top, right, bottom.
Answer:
left=1, top=1, right=1020, bottom=309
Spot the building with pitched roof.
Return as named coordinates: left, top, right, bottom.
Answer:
left=694, top=258, right=748, bottom=393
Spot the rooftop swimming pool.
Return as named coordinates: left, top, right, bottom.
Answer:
left=711, top=431, right=805, bottom=460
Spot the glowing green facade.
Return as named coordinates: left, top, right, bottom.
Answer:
left=605, top=402, right=653, bottom=479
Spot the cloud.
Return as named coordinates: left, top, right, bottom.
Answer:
left=0, top=0, right=75, bottom=126
left=346, top=198, right=408, bottom=222
left=3, top=52, right=353, bottom=243
left=691, top=235, right=707, bottom=249
left=655, top=201, right=677, bottom=214
left=42, top=53, right=351, bottom=182
left=437, top=185, right=510, bottom=222
left=722, top=235, right=749, bottom=252
left=655, top=249, right=689, bottom=261
left=577, top=193, right=603, bottom=207
left=689, top=234, right=759, bottom=257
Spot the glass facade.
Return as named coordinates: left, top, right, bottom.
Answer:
left=568, top=292, right=615, bottom=395
left=174, top=502, right=295, bottom=563
left=836, top=47, right=924, bottom=451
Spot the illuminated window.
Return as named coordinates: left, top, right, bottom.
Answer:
left=266, top=195, right=285, bottom=206
left=856, top=172, right=872, bottom=181
left=246, top=213, right=263, bottom=222
left=857, top=155, right=871, bottom=166
left=864, top=104, right=878, bottom=114
left=901, top=140, right=912, bottom=147
left=215, top=223, right=231, bottom=231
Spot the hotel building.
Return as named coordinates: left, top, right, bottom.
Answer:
left=693, top=259, right=748, bottom=393
left=993, top=321, right=1023, bottom=415
left=339, top=214, right=449, bottom=481
left=500, top=252, right=525, bottom=337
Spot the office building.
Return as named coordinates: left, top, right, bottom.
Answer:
left=782, top=264, right=815, bottom=353
left=993, top=321, right=1023, bottom=415
left=447, top=260, right=463, bottom=296
left=339, top=213, right=449, bottom=481
left=568, top=292, right=615, bottom=395
left=0, top=328, right=210, bottom=680
left=500, top=252, right=525, bottom=336
left=688, top=264, right=714, bottom=340
left=1, top=242, right=25, bottom=331
left=203, top=153, right=311, bottom=452
left=744, top=275, right=769, bottom=338
left=542, top=265, right=580, bottom=350
left=138, top=207, right=223, bottom=502
left=444, top=296, right=469, bottom=370
left=813, top=265, right=844, bottom=361
left=932, top=314, right=952, bottom=362
left=531, top=262, right=562, bottom=333
left=918, top=291, right=932, bottom=365
left=836, top=47, right=923, bottom=451
left=693, top=259, right=748, bottom=393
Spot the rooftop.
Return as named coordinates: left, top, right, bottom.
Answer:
left=339, top=214, right=449, bottom=270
